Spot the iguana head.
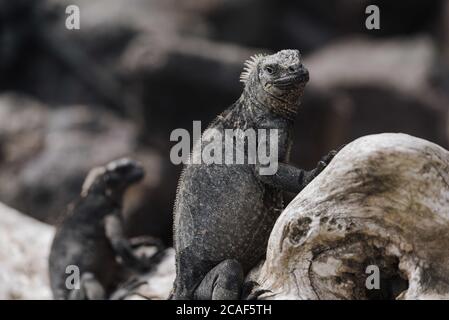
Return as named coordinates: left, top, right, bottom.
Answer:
left=81, top=158, right=145, bottom=203
left=240, top=49, right=308, bottom=118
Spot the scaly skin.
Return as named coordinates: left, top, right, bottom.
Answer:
left=49, top=158, right=163, bottom=299
left=172, top=50, right=336, bottom=300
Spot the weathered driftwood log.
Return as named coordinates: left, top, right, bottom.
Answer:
left=0, top=202, right=175, bottom=300
left=0, top=202, right=53, bottom=299
left=253, top=133, right=449, bottom=300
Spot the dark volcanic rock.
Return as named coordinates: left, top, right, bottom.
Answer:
left=0, top=93, right=173, bottom=243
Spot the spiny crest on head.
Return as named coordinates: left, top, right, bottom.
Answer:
left=239, top=53, right=266, bottom=84
left=106, top=158, right=131, bottom=172
left=81, top=166, right=106, bottom=197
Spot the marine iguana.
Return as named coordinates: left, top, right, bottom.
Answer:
left=171, top=49, right=336, bottom=299
left=49, top=158, right=164, bottom=300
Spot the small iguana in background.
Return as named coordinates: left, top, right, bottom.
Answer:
left=49, top=158, right=164, bottom=300
left=171, top=49, right=337, bottom=299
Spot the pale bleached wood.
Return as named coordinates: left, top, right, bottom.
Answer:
left=0, top=203, right=53, bottom=299
left=254, top=133, right=449, bottom=300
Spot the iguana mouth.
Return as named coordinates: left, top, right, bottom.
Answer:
left=128, top=168, right=145, bottom=183
left=122, top=165, right=145, bottom=184
left=271, top=73, right=309, bottom=89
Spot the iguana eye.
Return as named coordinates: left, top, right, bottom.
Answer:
left=265, top=65, right=275, bottom=74
left=115, top=164, right=131, bottom=174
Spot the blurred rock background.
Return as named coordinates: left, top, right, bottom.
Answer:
left=0, top=0, right=448, bottom=298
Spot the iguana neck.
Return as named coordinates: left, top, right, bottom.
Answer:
left=242, top=83, right=299, bottom=122
left=83, top=186, right=123, bottom=211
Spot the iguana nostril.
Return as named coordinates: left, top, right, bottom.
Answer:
left=299, top=68, right=309, bottom=81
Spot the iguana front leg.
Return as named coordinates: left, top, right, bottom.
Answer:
left=104, top=213, right=162, bottom=272
left=256, top=150, right=337, bottom=193
left=68, top=272, right=106, bottom=300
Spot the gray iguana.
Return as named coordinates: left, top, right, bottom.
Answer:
left=49, top=158, right=164, bottom=299
left=171, top=49, right=336, bottom=299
